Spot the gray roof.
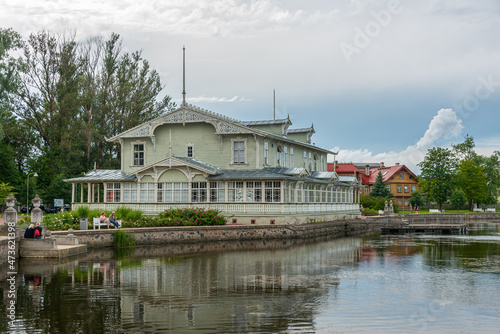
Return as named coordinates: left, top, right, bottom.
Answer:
left=311, top=171, right=338, bottom=179
left=287, top=126, right=315, bottom=134
left=338, top=175, right=358, bottom=183
left=241, top=117, right=291, bottom=126
left=64, top=169, right=137, bottom=182
left=207, top=169, right=290, bottom=180
left=264, top=167, right=308, bottom=176
left=174, top=157, right=219, bottom=174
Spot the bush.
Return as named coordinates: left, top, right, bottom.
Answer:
left=75, top=206, right=90, bottom=219
left=121, top=207, right=226, bottom=228
left=43, top=211, right=79, bottom=230
left=363, top=208, right=379, bottom=216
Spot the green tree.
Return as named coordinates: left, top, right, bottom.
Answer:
left=449, top=189, right=467, bottom=212
left=3, top=29, right=176, bottom=205
left=409, top=190, right=425, bottom=209
left=476, top=151, right=500, bottom=205
left=418, top=147, right=455, bottom=210
left=0, top=182, right=15, bottom=205
left=370, top=171, right=392, bottom=197
left=456, top=159, right=489, bottom=210
left=452, top=134, right=476, bottom=161
left=0, top=28, right=23, bottom=140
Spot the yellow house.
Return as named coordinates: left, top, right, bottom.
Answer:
left=361, top=162, right=419, bottom=209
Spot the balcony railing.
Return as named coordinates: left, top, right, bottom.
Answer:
left=71, top=202, right=359, bottom=216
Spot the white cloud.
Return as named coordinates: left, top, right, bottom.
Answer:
left=332, top=108, right=465, bottom=172
left=1, top=0, right=335, bottom=38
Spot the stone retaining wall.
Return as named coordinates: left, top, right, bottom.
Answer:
left=51, top=220, right=380, bottom=248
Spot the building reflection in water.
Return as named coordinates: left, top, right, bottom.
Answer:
left=3, top=237, right=363, bottom=333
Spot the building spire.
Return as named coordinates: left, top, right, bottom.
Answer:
left=273, top=89, right=275, bottom=120
left=182, top=46, right=186, bottom=106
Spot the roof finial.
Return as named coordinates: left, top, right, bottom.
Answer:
left=273, top=89, right=276, bottom=120
left=182, top=46, right=186, bottom=106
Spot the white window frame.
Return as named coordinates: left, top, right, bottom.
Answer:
left=209, top=182, right=225, bottom=202
left=231, top=138, right=247, bottom=165
left=132, top=141, right=146, bottom=167
left=290, top=147, right=294, bottom=167
left=106, top=183, right=121, bottom=202
left=123, top=183, right=137, bottom=202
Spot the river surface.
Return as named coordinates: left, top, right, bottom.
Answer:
left=1, top=222, right=500, bottom=333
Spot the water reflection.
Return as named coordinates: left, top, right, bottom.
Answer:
left=1, top=223, right=499, bottom=333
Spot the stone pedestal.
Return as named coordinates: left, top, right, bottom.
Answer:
left=0, top=193, right=21, bottom=238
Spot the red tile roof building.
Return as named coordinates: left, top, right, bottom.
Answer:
left=329, top=162, right=419, bottom=209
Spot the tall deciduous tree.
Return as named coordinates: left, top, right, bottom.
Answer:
left=456, top=159, right=489, bottom=210
left=418, top=147, right=455, bottom=210
left=476, top=151, right=500, bottom=205
left=3, top=29, right=176, bottom=205
left=450, top=189, right=467, bottom=212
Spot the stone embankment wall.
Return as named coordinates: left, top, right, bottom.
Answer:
left=366, top=212, right=500, bottom=223
left=51, top=220, right=380, bottom=248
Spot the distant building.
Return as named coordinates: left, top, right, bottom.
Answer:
left=327, top=162, right=363, bottom=203
left=357, top=162, right=419, bottom=209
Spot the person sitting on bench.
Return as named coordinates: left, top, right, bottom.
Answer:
left=109, top=211, right=120, bottom=228
left=100, top=212, right=111, bottom=229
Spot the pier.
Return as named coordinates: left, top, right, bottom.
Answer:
left=380, top=215, right=469, bottom=235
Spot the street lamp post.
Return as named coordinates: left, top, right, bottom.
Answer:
left=27, top=172, right=38, bottom=214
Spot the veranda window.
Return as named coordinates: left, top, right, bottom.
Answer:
left=123, top=183, right=137, bottom=202
left=246, top=182, right=262, bottom=202
left=191, top=182, right=207, bottom=202
left=209, top=182, right=225, bottom=202
left=265, top=181, right=281, bottom=202
left=228, top=182, right=244, bottom=202
left=140, top=183, right=155, bottom=202
left=157, top=182, right=188, bottom=202
left=106, top=183, right=121, bottom=202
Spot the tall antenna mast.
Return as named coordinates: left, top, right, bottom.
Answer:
left=182, top=46, right=186, bottom=106
left=273, top=89, right=275, bottom=120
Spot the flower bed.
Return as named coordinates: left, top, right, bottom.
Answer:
left=18, top=207, right=227, bottom=231
left=122, top=208, right=226, bottom=228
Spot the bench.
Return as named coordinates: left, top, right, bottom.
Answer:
left=378, top=210, right=384, bottom=215
left=473, top=208, right=484, bottom=212
left=486, top=208, right=496, bottom=213
left=93, top=217, right=122, bottom=229
left=429, top=209, right=441, bottom=213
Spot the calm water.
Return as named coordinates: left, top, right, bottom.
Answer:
left=1, top=222, right=500, bottom=333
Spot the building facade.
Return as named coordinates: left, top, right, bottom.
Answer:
left=65, top=103, right=360, bottom=224
left=359, top=162, right=419, bottom=209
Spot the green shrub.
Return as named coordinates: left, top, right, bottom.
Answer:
left=43, top=211, right=79, bottom=230
left=364, top=208, right=379, bottom=216
left=75, top=206, right=90, bottom=219
left=113, top=229, right=136, bottom=247
left=121, top=207, right=226, bottom=228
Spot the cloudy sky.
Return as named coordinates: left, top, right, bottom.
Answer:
left=2, top=0, right=499, bottom=172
